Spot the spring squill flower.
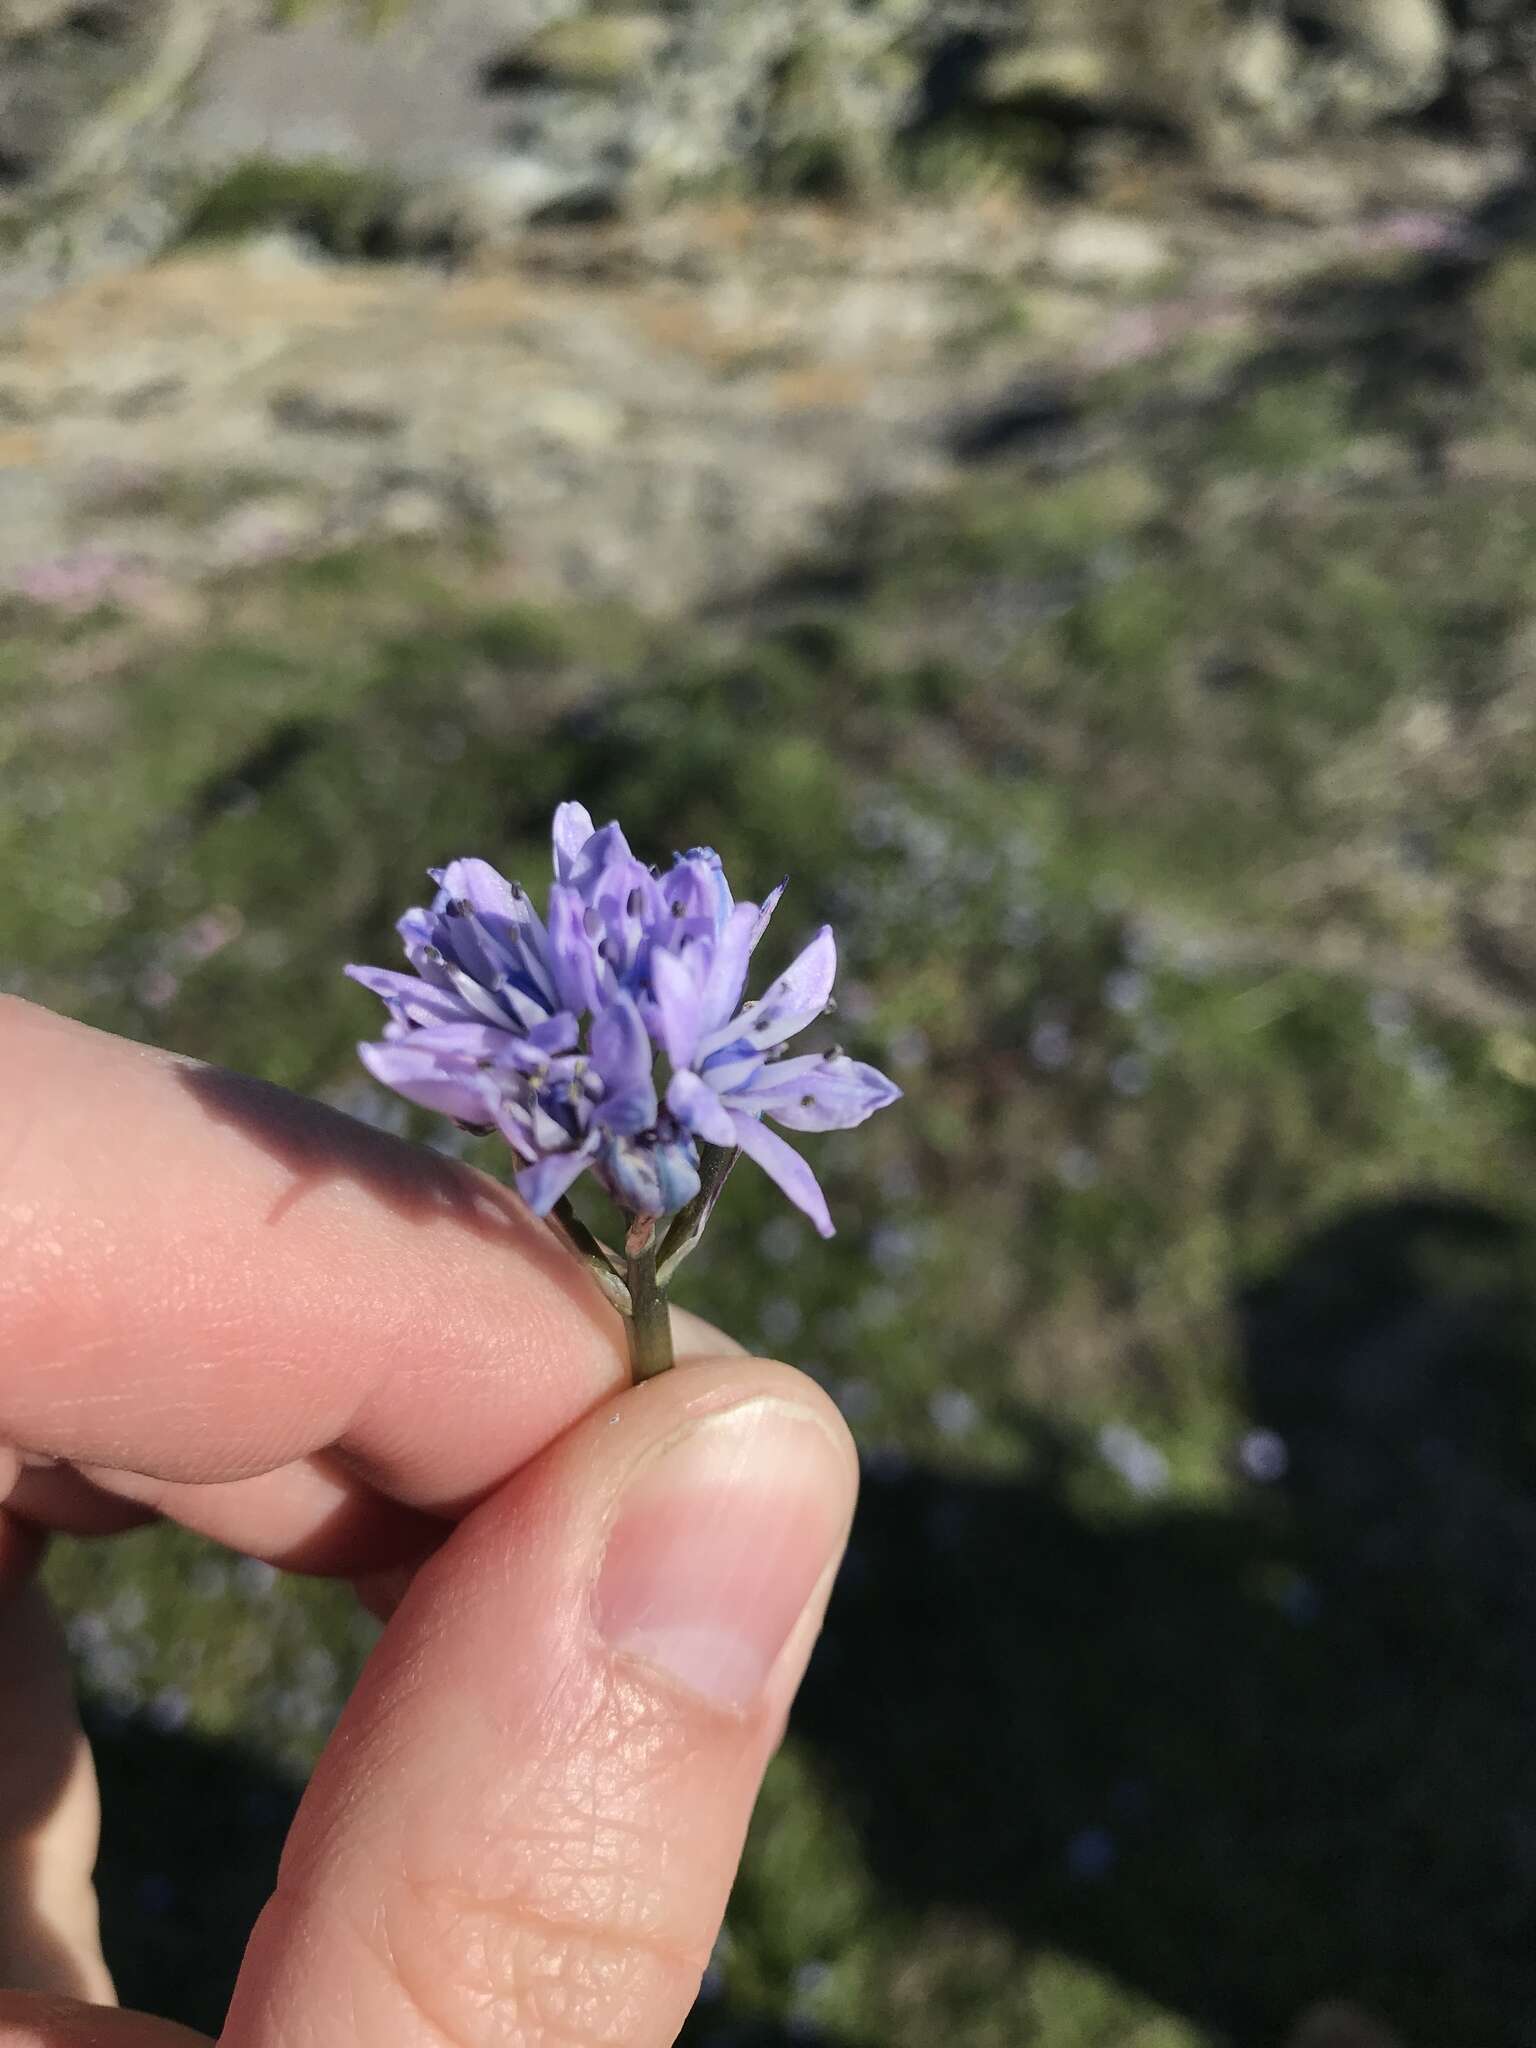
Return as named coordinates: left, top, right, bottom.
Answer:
left=347, top=804, right=900, bottom=1376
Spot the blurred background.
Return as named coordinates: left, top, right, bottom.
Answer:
left=5, top=1, right=1536, bottom=2042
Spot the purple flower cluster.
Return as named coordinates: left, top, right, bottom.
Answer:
left=347, top=804, right=900, bottom=1236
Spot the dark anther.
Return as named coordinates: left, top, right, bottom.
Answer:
left=450, top=899, right=471, bottom=917
left=627, top=887, right=644, bottom=918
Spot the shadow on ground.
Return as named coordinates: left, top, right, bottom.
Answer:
left=82, top=1198, right=1536, bottom=2047
left=795, top=1196, right=1536, bottom=2048
left=89, top=1714, right=299, bottom=2032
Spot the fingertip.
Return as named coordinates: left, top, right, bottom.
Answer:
left=223, top=1348, right=857, bottom=2048
left=591, top=1370, right=855, bottom=1713
left=686, top=1353, right=857, bottom=1468
left=0, top=1998, right=209, bottom=2046
left=597, top=1351, right=859, bottom=1503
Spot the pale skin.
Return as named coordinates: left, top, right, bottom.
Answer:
left=0, top=995, right=859, bottom=2048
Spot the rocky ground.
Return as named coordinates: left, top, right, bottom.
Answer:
left=0, top=161, right=1513, bottom=613
left=0, top=0, right=1531, bottom=610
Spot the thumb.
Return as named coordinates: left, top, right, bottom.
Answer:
left=226, top=1356, right=857, bottom=2048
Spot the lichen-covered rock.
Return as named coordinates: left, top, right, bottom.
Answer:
left=963, top=0, right=1451, bottom=160
left=1, top=0, right=1527, bottom=312
left=0, top=0, right=218, bottom=211
left=174, top=0, right=1456, bottom=244
left=497, top=12, right=670, bottom=90
left=1306, top=0, right=1451, bottom=117
left=549, top=0, right=929, bottom=213
left=0, top=0, right=231, bottom=321
left=0, top=0, right=77, bottom=32
left=488, top=0, right=1462, bottom=213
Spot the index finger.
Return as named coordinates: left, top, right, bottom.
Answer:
left=0, top=998, right=645, bottom=1514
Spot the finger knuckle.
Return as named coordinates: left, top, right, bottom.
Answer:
left=371, top=1685, right=714, bottom=2048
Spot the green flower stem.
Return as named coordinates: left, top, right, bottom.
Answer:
left=624, top=1213, right=675, bottom=1381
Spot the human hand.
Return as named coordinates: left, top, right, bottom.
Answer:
left=0, top=997, right=857, bottom=2048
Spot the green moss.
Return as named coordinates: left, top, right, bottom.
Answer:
left=1207, top=370, right=1354, bottom=475
left=508, top=13, right=669, bottom=90
left=1477, top=247, right=1536, bottom=373
left=759, top=36, right=890, bottom=202
left=900, top=112, right=1066, bottom=199
left=268, top=0, right=413, bottom=23
left=74, top=465, right=298, bottom=528
left=177, top=156, right=405, bottom=256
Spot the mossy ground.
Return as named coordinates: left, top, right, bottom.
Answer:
left=13, top=231, right=1536, bottom=2045
left=176, top=156, right=408, bottom=256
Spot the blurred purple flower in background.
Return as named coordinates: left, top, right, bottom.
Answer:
left=348, top=802, right=900, bottom=1236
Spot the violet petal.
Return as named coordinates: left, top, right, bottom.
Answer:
left=699, top=903, right=761, bottom=1035
left=547, top=884, right=604, bottom=1016
left=590, top=858, right=664, bottom=980
left=736, top=926, right=837, bottom=1054
left=565, top=820, right=633, bottom=896
left=661, top=853, right=720, bottom=931
left=516, top=1145, right=596, bottom=1215
left=697, top=1040, right=764, bottom=1096
left=526, top=1011, right=581, bottom=1056
left=678, top=845, right=734, bottom=932
left=750, top=879, right=786, bottom=952
left=666, top=1068, right=738, bottom=1146
left=344, top=964, right=470, bottom=1029
left=357, top=1040, right=494, bottom=1126
left=396, top=907, right=452, bottom=985
left=552, top=802, right=597, bottom=883
left=600, top=1130, right=701, bottom=1217
left=590, top=991, right=658, bottom=1134
left=728, top=1110, right=834, bottom=1237
left=430, top=857, right=519, bottom=927
left=733, top=1052, right=902, bottom=1132
left=650, top=944, right=705, bottom=1067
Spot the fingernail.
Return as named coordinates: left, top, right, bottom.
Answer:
left=595, top=1397, right=851, bottom=1709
